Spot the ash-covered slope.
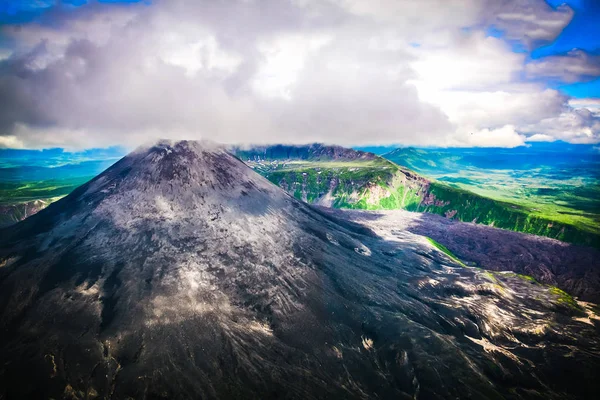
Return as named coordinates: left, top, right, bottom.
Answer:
left=0, top=141, right=598, bottom=400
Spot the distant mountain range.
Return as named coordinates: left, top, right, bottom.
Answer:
left=1, top=140, right=598, bottom=399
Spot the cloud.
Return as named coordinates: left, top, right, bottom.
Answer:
left=329, top=0, right=485, bottom=34
left=406, top=30, right=592, bottom=146
left=0, top=0, right=596, bottom=149
left=0, top=135, right=24, bottom=149
left=569, top=98, right=600, bottom=116
left=414, top=85, right=567, bottom=129
left=526, top=133, right=555, bottom=142
left=327, top=0, right=573, bottom=47
left=409, top=32, right=525, bottom=91
left=491, top=0, right=574, bottom=47
left=460, top=125, right=526, bottom=148
left=525, top=49, right=600, bottom=83
left=0, top=0, right=452, bottom=149
left=267, top=34, right=452, bottom=146
left=521, top=108, right=600, bottom=144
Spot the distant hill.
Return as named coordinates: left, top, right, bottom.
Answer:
left=233, top=143, right=377, bottom=162
left=0, top=199, right=54, bottom=227
left=0, top=155, right=122, bottom=228
left=382, top=145, right=600, bottom=247
left=234, top=144, right=600, bottom=247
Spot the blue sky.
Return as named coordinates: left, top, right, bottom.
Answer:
left=534, top=0, right=600, bottom=98
left=0, top=0, right=598, bottom=149
left=540, top=0, right=600, bottom=55
left=0, top=0, right=147, bottom=22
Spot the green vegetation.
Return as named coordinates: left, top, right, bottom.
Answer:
left=503, top=272, right=538, bottom=283
left=382, top=146, right=600, bottom=247
left=502, top=272, right=582, bottom=311
left=421, top=182, right=598, bottom=246
left=549, top=286, right=581, bottom=310
left=240, top=147, right=599, bottom=247
left=0, top=177, right=91, bottom=205
left=425, top=237, right=466, bottom=266
left=0, top=177, right=92, bottom=227
left=482, top=271, right=498, bottom=283
left=0, top=150, right=121, bottom=226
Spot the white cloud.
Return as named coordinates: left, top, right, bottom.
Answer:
left=406, top=30, right=587, bottom=146
left=525, top=50, right=600, bottom=83
left=0, top=0, right=596, bottom=149
left=569, top=98, right=600, bottom=116
left=331, top=0, right=484, bottom=33
left=458, top=125, right=526, bottom=148
left=252, top=33, right=332, bottom=99
left=158, top=33, right=243, bottom=77
left=0, top=135, right=24, bottom=149
left=526, top=133, right=555, bottom=142
left=415, top=88, right=566, bottom=128
left=521, top=108, right=600, bottom=144
left=492, top=1, right=574, bottom=46
left=409, top=33, right=524, bottom=90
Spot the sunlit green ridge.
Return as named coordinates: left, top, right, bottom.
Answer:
left=236, top=144, right=600, bottom=248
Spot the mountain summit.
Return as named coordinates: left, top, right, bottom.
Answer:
left=0, top=140, right=598, bottom=399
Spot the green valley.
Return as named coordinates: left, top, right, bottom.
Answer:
left=0, top=147, right=124, bottom=227
left=382, top=145, right=600, bottom=247
left=0, top=177, right=92, bottom=227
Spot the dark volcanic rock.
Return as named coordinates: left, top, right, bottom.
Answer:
left=232, top=143, right=377, bottom=162
left=327, top=208, right=600, bottom=303
left=0, top=199, right=50, bottom=228
left=0, top=140, right=599, bottom=400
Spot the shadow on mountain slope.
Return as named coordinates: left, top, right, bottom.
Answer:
left=324, top=207, right=600, bottom=303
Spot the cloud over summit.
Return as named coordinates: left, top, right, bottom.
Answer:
left=0, top=0, right=598, bottom=149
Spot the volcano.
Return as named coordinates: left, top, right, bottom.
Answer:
left=0, top=140, right=598, bottom=399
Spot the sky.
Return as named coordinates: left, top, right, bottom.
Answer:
left=0, top=0, right=598, bottom=150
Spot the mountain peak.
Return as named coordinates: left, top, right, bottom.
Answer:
left=105, top=139, right=256, bottom=190
left=13, top=140, right=289, bottom=231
